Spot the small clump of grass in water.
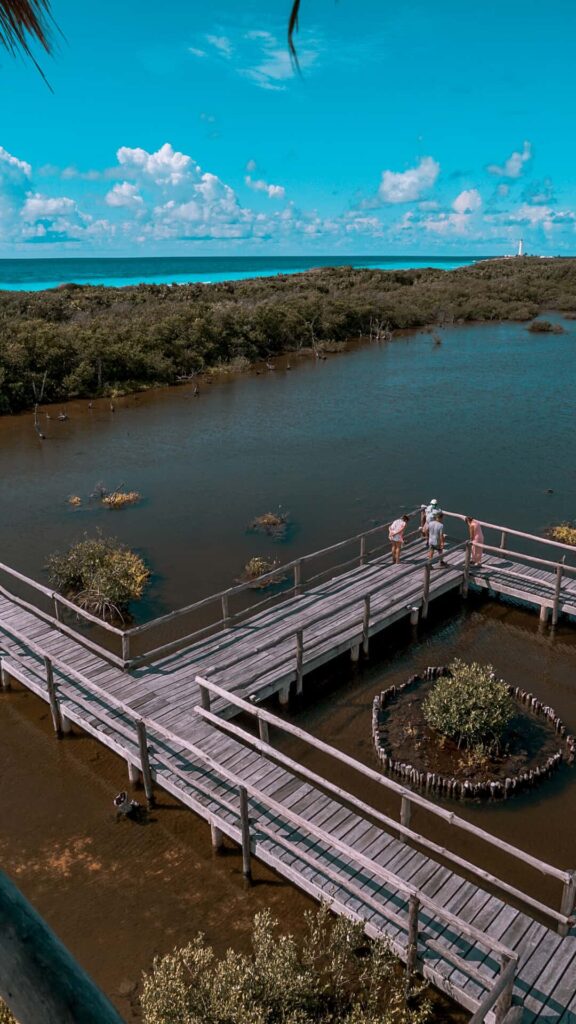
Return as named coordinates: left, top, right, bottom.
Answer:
left=248, top=508, right=289, bottom=539
left=549, top=522, right=576, bottom=546
left=102, top=490, right=141, bottom=509
left=239, top=556, right=286, bottom=588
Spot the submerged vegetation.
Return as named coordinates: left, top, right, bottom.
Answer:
left=249, top=509, right=289, bottom=538
left=141, top=907, right=430, bottom=1024
left=1, top=257, right=576, bottom=413
left=47, top=534, right=150, bottom=621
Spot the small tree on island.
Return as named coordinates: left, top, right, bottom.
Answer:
left=141, top=906, right=430, bottom=1024
left=47, top=534, right=149, bottom=622
left=423, top=660, right=514, bottom=754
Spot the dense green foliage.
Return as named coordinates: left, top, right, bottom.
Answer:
left=47, top=533, right=150, bottom=620
left=141, top=907, right=430, bottom=1024
left=1, top=257, right=576, bottom=413
left=423, top=660, right=514, bottom=753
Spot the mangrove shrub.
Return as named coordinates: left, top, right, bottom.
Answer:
left=47, top=534, right=149, bottom=621
left=423, top=659, right=514, bottom=753
left=141, top=906, right=430, bottom=1024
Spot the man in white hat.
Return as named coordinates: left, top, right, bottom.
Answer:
left=421, top=499, right=442, bottom=545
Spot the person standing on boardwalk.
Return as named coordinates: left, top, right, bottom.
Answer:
left=421, top=498, right=441, bottom=544
left=428, top=513, right=447, bottom=566
left=465, top=516, right=484, bottom=567
left=389, top=514, right=410, bottom=564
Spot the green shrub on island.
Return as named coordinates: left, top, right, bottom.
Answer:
left=423, top=660, right=514, bottom=754
left=2, top=257, right=576, bottom=413
left=141, top=906, right=430, bottom=1024
left=47, top=534, right=150, bottom=621
left=527, top=319, right=565, bottom=334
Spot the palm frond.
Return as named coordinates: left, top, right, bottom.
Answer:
left=288, top=0, right=301, bottom=69
left=0, top=0, right=54, bottom=87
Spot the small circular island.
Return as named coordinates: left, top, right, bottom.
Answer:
left=372, top=660, right=575, bottom=800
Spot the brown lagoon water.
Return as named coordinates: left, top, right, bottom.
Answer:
left=2, top=318, right=576, bottom=1019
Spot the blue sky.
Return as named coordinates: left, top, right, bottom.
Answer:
left=1, top=0, right=575, bottom=256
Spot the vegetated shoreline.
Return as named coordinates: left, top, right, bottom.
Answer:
left=1, top=256, right=576, bottom=414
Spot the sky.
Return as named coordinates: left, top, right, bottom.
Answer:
left=1, top=0, right=576, bottom=257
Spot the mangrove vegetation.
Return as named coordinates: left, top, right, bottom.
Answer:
left=1, top=257, right=576, bottom=413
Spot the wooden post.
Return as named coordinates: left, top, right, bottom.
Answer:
left=359, top=535, right=366, bottom=567
left=294, top=559, right=302, bottom=596
left=552, top=563, right=563, bottom=627
left=350, top=644, right=360, bottom=663
left=44, top=657, right=62, bottom=738
left=494, top=955, right=514, bottom=1022
left=239, top=786, right=252, bottom=880
left=500, top=531, right=507, bottom=549
left=121, top=633, right=130, bottom=665
left=362, top=595, right=370, bottom=656
left=136, top=719, right=155, bottom=807
left=221, top=593, right=230, bottom=627
left=210, top=823, right=224, bottom=851
left=400, top=795, right=412, bottom=833
left=409, top=605, right=419, bottom=626
left=0, top=658, right=10, bottom=692
left=52, top=595, right=61, bottom=622
left=199, top=683, right=211, bottom=711
left=278, top=684, right=291, bottom=706
left=462, top=541, right=471, bottom=598
left=296, top=630, right=304, bottom=695
left=127, top=762, right=141, bottom=785
left=539, top=605, right=549, bottom=624
left=405, top=895, right=419, bottom=988
left=258, top=717, right=270, bottom=745
left=421, top=561, right=431, bottom=620
left=0, top=870, right=126, bottom=1024
left=559, top=870, right=576, bottom=935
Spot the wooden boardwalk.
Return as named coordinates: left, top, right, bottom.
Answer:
left=2, top=514, right=576, bottom=1021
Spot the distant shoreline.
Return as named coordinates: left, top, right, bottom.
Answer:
left=0, top=254, right=485, bottom=292
left=1, top=258, right=574, bottom=414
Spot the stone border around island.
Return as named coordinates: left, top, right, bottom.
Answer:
left=372, top=666, right=576, bottom=800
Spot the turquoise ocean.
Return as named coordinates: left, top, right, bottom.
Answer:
left=0, top=255, right=484, bottom=291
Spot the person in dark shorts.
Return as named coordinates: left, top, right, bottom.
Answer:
left=427, top=513, right=447, bottom=566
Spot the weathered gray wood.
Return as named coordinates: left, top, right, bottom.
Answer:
left=44, top=656, right=62, bottom=737
left=294, top=559, right=303, bottom=596
left=552, top=563, right=563, bottom=627
left=406, top=895, right=419, bottom=977
left=362, top=595, right=370, bottom=656
left=422, top=561, right=431, bottom=619
left=296, top=629, right=304, bottom=695
left=136, top=719, right=155, bottom=807
left=239, top=786, right=252, bottom=879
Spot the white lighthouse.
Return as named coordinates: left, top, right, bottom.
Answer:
left=517, top=238, right=524, bottom=257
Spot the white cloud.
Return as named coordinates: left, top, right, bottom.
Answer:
left=188, top=47, right=207, bottom=58
left=117, top=143, right=193, bottom=185
left=245, top=158, right=257, bottom=173
left=240, top=30, right=319, bottom=90
left=378, top=157, right=440, bottom=204
left=0, top=146, right=31, bottom=178
left=245, top=175, right=285, bottom=200
left=452, top=189, right=482, bottom=214
left=206, top=35, right=233, bottom=58
left=105, top=182, right=144, bottom=208
left=21, top=194, right=77, bottom=220
left=487, top=141, right=532, bottom=179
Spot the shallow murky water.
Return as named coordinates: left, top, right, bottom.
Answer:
left=2, top=319, right=576, bottom=1018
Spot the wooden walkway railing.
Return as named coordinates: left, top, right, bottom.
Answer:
left=3, top=510, right=576, bottom=670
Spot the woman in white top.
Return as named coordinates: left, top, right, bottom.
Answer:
left=389, top=514, right=410, bottom=564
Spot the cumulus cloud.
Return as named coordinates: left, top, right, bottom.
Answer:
left=452, top=189, right=482, bottom=214
left=378, top=157, right=440, bottom=204
left=487, top=141, right=532, bottom=179
left=105, top=182, right=144, bottom=208
left=0, top=146, right=31, bottom=178
left=522, top=178, right=555, bottom=205
left=117, top=143, right=193, bottom=185
left=245, top=174, right=285, bottom=200
left=21, top=194, right=77, bottom=219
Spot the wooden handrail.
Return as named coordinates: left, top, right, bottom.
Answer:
left=477, top=543, right=576, bottom=576
left=125, top=509, right=423, bottom=638
left=0, top=560, right=124, bottom=637
left=194, top=676, right=572, bottom=889
left=194, top=704, right=571, bottom=927
left=443, top=511, right=576, bottom=557
left=469, top=955, right=516, bottom=1024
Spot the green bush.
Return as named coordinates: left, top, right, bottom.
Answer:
left=141, top=907, right=430, bottom=1024
left=423, top=660, right=514, bottom=753
left=47, top=533, right=149, bottom=621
